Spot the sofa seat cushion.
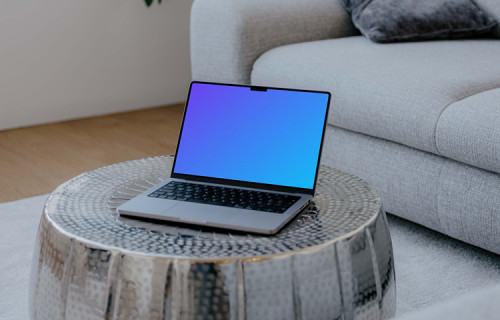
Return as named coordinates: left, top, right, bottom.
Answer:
left=251, top=36, right=500, bottom=170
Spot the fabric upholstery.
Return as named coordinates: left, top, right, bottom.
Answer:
left=321, top=125, right=500, bottom=255
left=190, top=0, right=358, bottom=84
left=475, top=0, right=500, bottom=37
left=340, top=0, right=497, bottom=43
left=251, top=37, right=500, bottom=156
left=436, top=88, right=500, bottom=174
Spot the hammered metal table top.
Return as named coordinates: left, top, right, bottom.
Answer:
left=45, top=155, right=382, bottom=260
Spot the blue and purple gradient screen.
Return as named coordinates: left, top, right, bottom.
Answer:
left=173, top=82, right=329, bottom=190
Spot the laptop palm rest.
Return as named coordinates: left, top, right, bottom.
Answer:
left=163, top=202, right=235, bottom=224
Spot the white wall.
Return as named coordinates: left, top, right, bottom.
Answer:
left=0, top=0, right=193, bottom=130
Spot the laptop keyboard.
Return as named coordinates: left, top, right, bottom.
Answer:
left=148, top=181, right=300, bottom=214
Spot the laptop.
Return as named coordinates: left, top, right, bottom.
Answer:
left=117, top=81, right=331, bottom=235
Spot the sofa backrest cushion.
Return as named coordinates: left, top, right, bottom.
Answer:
left=339, top=0, right=498, bottom=43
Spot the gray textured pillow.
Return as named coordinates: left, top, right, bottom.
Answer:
left=340, top=0, right=498, bottom=43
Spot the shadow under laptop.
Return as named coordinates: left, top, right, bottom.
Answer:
left=115, top=201, right=321, bottom=241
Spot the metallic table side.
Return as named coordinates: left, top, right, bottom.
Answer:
left=29, top=155, right=396, bottom=320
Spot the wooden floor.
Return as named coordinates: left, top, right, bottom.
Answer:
left=0, top=103, right=185, bottom=202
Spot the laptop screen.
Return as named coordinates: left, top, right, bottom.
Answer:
left=172, top=82, right=330, bottom=191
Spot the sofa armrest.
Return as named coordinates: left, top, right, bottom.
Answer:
left=190, top=0, right=358, bottom=84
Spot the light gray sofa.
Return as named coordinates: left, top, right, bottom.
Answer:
left=190, top=0, right=500, bottom=318
left=191, top=0, right=500, bottom=319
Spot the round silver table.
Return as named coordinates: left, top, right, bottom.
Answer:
left=30, top=156, right=395, bottom=320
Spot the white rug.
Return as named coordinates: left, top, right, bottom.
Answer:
left=1, top=195, right=499, bottom=319
left=0, top=195, right=48, bottom=320
left=387, top=214, right=500, bottom=316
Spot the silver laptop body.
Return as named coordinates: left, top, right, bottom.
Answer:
left=117, top=81, right=331, bottom=235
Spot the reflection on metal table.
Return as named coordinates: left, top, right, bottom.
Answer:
left=30, top=155, right=395, bottom=319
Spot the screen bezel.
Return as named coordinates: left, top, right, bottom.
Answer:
left=170, top=81, right=331, bottom=196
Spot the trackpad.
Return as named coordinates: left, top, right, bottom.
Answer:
left=162, top=202, right=235, bottom=223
